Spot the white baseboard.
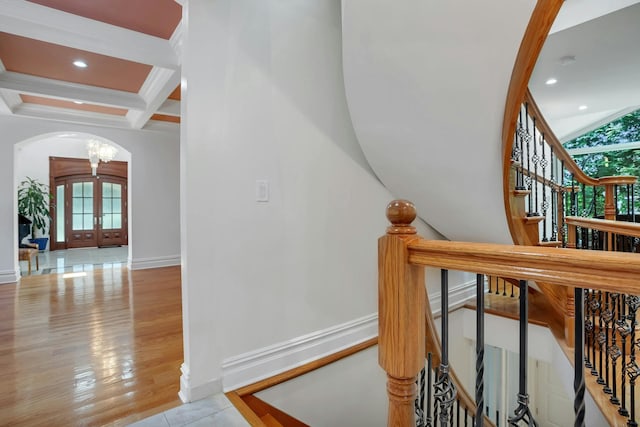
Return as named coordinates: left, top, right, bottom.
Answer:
left=429, top=279, right=478, bottom=317
left=221, top=313, right=378, bottom=392
left=129, top=254, right=181, bottom=270
left=0, top=269, right=20, bottom=284
left=178, top=363, right=223, bottom=403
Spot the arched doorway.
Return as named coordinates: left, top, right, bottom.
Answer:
left=15, top=132, right=131, bottom=274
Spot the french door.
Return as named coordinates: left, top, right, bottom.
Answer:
left=54, top=176, right=127, bottom=249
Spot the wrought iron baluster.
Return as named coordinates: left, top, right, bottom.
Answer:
left=510, top=281, right=515, bottom=298
left=502, top=278, right=506, bottom=297
left=435, top=269, right=457, bottom=427
left=530, top=120, right=540, bottom=217
left=616, top=299, right=631, bottom=417
left=508, top=280, right=537, bottom=426
left=589, top=289, right=600, bottom=377
left=584, top=289, right=594, bottom=370
left=574, top=288, right=586, bottom=427
left=416, top=365, right=426, bottom=427
left=603, top=292, right=613, bottom=395
left=540, top=136, right=549, bottom=242
left=609, top=293, right=621, bottom=405
left=427, top=352, right=433, bottom=427
left=514, top=107, right=527, bottom=191
left=524, top=105, right=533, bottom=215
left=476, top=273, right=484, bottom=427
left=626, top=295, right=640, bottom=427
left=456, top=399, right=460, bottom=427
left=597, top=290, right=606, bottom=386
left=550, top=147, right=558, bottom=242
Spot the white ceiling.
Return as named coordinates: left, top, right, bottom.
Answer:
left=530, top=0, right=640, bottom=142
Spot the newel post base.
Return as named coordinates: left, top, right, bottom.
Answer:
left=386, top=375, right=417, bottom=427
left=379, top=200, right=425, bottom=427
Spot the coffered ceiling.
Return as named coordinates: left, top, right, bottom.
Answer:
left=0, top=0, right=182, bottom=130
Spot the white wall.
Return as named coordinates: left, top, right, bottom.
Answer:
left=342, top=0, right=536, bottom=244
left=178, top=0, right=451, bottom=401
left=0, top=115, right=180, bottom=283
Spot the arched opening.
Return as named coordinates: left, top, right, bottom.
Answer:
left=15, top=132, right=132, bottom=275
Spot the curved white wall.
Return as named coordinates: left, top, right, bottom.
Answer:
left=342, top=0, right=536, bottom=243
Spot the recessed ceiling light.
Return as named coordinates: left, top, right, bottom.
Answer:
left=545, top=78, right=558, bottom=85
left=73, top=60, right=87, bottom=68
left=579, top=105, right=588, bottom=111
left=73, top=101, right=84, bottom=104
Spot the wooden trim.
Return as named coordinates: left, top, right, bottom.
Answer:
left=225, top=392, right=267, bottom=427
left=240, top=395, right=309, bottom=427
left=407, top=239, right=640, bottom=293
left=50, top=156, right=127, bottom=179
left=565, top=216, right=640, bottom=238
left=233, top=337, right=378, bottom=397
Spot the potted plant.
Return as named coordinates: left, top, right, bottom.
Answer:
left=17, top=177, right=52, bottom=250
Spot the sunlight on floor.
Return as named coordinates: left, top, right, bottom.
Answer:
left=19, top=246, right=128, bottom=276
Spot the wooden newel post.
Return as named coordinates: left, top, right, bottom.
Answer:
left=379, top=200, right=426, bottom=427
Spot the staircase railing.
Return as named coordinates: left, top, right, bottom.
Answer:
left=379, top=199, right=640, bottom=427
left=507, top=90, right=638, bottom=250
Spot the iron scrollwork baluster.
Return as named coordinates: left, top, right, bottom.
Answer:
left=508, top=280, right=537, bottom=427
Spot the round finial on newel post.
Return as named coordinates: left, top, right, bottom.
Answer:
left=386, top=199, right=417, bottom=235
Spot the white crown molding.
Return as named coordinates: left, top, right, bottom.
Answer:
left=127, top=68, right=181, bottom=129
left=0, top=71, right=146, bottom=110
left=0, top=0, right=179, bottom=69
left=144, top=120, right=180, bottom=133
left=221, top=313, right=378, bottom=392
left=170, top=20, right=184, bottom=64
left=157, top=99, right=181, bottom=116
left=0, top=60, right=16, bottom=113
left=0, top=269, right=20, bottom=284
left=129, top=255, right=181, bottom=270
left=12, top=103, right=133, bottom=129
left=0, top=89, right=20, bottom=114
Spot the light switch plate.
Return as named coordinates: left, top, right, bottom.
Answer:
left=256, top=180, right=269, bottom=202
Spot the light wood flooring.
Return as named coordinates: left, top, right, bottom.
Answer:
left=0, top=266, right=183, bottom=426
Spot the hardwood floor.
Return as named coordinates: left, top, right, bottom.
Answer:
left=0, top=266, right=183, bottom=426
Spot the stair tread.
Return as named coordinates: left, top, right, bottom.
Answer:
left=261, top=413, right=284, bottom=427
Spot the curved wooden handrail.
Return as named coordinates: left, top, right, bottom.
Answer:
left=524, top=91, right=638, bottom=188
left=502, top=0, right=563, bottom=244
left=565, top=216, right=640, bottom=238
left=407, top=240, right=640, bottom=294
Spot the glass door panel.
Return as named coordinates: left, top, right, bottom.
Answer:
left=56, top=184, right=65, bottom=243
left=68, top=179, right=98, bottom=248
left=98, top=178, right=127, bottom=247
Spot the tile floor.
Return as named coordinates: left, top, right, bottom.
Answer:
left=19, top=246, right=128, bottom=276
left=128, top=394, right=249, bottom=427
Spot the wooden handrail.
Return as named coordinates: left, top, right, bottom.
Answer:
left=407, top=239, right=640, bottom=293
left=565, top=216, right=640, bottom=238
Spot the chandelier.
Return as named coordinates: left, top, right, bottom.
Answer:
left=87, top=140, right=117, bottom=175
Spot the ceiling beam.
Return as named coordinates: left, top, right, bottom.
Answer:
left=13, top=103, right=133, bottom=129
left=0, top=71, right=147, bottom=110
left=127, top=68, right=181, bottom=129
left=157, top=99, right=181, bottom=116
left=0, top=0, right=179, bottom=69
